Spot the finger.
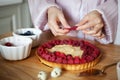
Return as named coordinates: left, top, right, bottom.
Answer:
left=77, top=21, right=96, bottom=30
left=58, top=13, right=70, bottom=28
left=49, top=24, right=67, bottom=36
left=92, top=30, right=105, bottom=39
left=48, top=24, right=58, bottom=36
left=92, top=30, right=102, bottom=37
left=51, top=22, right=69, bottom=35
left=76, top=16, right=88, bottom=26
left=100, top=33, right=105, bottom=39
left=96, top=33, right=105, bottom=39
left=92, top=23, right=104, bottom=34
left=82, top=23, right=103, bottom=35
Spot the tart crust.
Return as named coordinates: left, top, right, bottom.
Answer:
left=36, top=51, right=102, bottom=70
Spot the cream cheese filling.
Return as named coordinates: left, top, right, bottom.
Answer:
left=48, top=45, right=83, bottom=58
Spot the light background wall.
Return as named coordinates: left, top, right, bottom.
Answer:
left=114, top=0, right=120, bottom=45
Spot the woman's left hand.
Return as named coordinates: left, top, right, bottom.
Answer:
left=76, top=10, right=105, bottom=39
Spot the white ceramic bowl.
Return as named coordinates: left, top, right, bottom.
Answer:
left=0, top=36, right=32, bottom=60
left=13, top=28, right=42, bottom=47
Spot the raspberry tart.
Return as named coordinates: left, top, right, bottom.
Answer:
left=36, top=39, right=101, bottom=70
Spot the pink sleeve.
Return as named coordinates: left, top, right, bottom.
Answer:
left=28, top=0, right=60, bottom=30
left=95, top=0, right=118, bottom=44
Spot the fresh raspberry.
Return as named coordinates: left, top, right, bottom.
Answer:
left=74, top=56, right=80, bottom=64
left=91, top=53, right=97, bottom=58
left=48, top=41, right=55, bottom=46
left=62, top=59, right=67, bottom=64
left=85, top=41, right=96, bottom=49
left=85, top=55, right=94, bottom=62
left=38, top=47, right=44, bottom=52
left=67, top=39, right=74, bottom=45
left=80, top=58, right=86, bottom=64
left=41, top=44, right=47, bottom=48
left=60, top=40, right=64, bottom=45
left=45, top=43, right=53, bottom=49
left=37, top=50, right=43, bottom=55
left=70, top=26, right=78, bottom=30
left=72, top=40, right=80, bottom=46
left=4, top=42, right=13, bottom=46
left=68, top=59, right=74, bottom=64
left=94, top=49, right=100, bottom=55
left=55, top=51, right=61, bottom=57
left=55, top=57, right=63, bottom=63
left=49, top=54, right=56, bottom=62
left=54, top=39, right=61, bottom=45
left=92, top=50, right=100, bottom=58
left=65, top=26, right=77, bottom=31
left=44, top=54, right=51, bottom=61
left=41, top=53, right=47, bottom=59
left=80, top=40, right=84, bottom=45
left=67, top=54, right=73, bottom=60
left=86, top=48, right=93, bottom=55
left=63, top=40, right=69, bottom=44
left=59, top=53, right=66, bottom=59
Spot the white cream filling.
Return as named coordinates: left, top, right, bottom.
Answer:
left=48, top=45, right=83, bottom=58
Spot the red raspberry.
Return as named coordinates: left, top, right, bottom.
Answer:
left=91, top=53, right=97, bottom=58
left=63, top=40, right=69, bottom=44
left=80, top=59, right=86, bottom=64
left=72, top=40, right=80, bottom=46
left=49, top=55, right=56, bottom=62
left=45, top=43, right=53, bottom=49
left=41, top=53, right=47, bottom=58
left=4, top=42, right=13, bottom=46
left=38, top=47, right=44, bottom=52
left=54, top=40, right=61, bottom=45
left=80, top=40, right=84, bottom=47
left=68, top=58, right=74, bottom=64
left=62, top=59, right=67, bottom=64
left=94, top=49, right=100, bottom=55
left=67, top=54, right=73, bottom=60
left=86, top=48, right=92, bottom=55
left=55, top=51, right=61, bottom=57
left=74, top=56, right=80, bottom=64
left=65, top=26, right=77, bottom=31
left=85, top=41, right=96, bottom=49
left=55, top=57, right=63, bottom=63
left=41, top=44, right=47, bottom=48
left=70, top=26, right=78, bottom=30
left=86, top=55, right=94, bottom=62
left=59, top=53, right=66, bottom=59
left=67, top=39, right=74, bottom=45
left=44, top=54, right=51, bottom=61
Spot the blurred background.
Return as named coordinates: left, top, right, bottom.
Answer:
left=0, top=0, right=120, bottom=44
left=0, top=0, right=32, bottom=34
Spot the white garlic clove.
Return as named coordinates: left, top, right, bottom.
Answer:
left=51, top=67, right=62, bottom=78
left=37, top=71, right=47, bottom=80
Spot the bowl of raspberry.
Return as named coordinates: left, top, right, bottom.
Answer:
left=13, top=28, right=42, bottom=48
left=0, top=36, right=32, bottom=60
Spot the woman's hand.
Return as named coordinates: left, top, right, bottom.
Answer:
left=48, top=7, right=70, bottom=36
left=76, top=10, right=105, bottom=39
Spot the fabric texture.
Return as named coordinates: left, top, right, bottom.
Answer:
left=28, top=0, right=118, bottom=44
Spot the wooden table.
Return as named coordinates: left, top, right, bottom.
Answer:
left=0, top=31, right=120, bottom=80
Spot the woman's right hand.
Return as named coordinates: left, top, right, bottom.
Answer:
left=48, top=7, right=70, bottom=36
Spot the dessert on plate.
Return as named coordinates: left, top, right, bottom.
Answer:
left=36, top=39, right=101, bottom=70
